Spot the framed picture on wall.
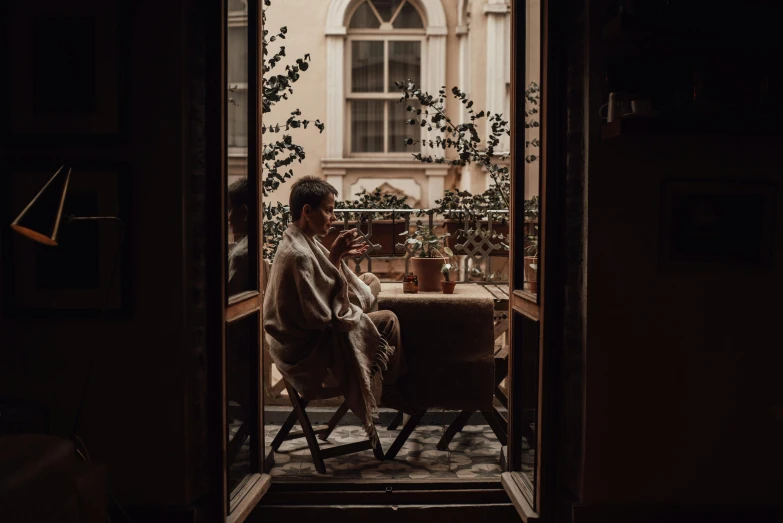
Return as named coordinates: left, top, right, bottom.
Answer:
left=0, top=0, right=130, bottom=143
left=659, top=180, right=777, bottom=269
left=2, top=162, right=132, bottom=317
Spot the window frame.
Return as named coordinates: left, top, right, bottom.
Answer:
left=227, top=11, right=249, bottom=151
left=345, top=1, right=425, bottom=157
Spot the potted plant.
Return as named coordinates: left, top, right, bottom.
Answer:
left=523, top=228, right=538, bottom=293
left=320, top=187, right=411, bottom=256
left=396, top=81, right=541, bottom=260
left=398, top=221, right=453, bottom=292
left=440, top=262, right=457, bottom=294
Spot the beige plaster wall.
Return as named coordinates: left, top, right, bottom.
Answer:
left=260, top=0, right=520, bottom=206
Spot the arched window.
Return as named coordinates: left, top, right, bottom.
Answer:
left=346, top=0, right=424, bottom=155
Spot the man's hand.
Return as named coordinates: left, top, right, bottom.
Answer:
left=328, top=228, right=369, bottom=266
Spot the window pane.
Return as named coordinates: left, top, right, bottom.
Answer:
left=389, top=99, right=420, bottom=152
left=351, top=100, right=384, bottom=153
left=351, top=41, right=384, bottom=93
left=228, top=89, right=248, bottom=148
left=228, top=0, right=246, bottom=14
left=226, top=314, right=260, bottom=504
left=393, top=2, right=424, bottom=28
left=511, top=314, right=539, bottom=506
left=371, top=0, right=404, bottom=22
left=388, top=41, right=420, bottom=92
left=228, top=25, right=247, bottom=83
left=349, top=1, right=381, bottom=29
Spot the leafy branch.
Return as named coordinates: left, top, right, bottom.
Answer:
left=396, top=81, right=541, bottom=211
left=260, top=0, right=325, bottom=259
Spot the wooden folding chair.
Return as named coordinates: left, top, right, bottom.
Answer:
left=268, top=379, right=385, bottom=474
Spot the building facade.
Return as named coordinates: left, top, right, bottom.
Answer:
left=228, top=0, right=539, bottom=208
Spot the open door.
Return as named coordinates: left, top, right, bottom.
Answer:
left=207, top=1, right=270, bottom=521
left=502, top=0, right=560, bottom=519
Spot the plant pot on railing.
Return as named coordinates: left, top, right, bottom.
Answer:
left=319, top=219, right=408, bottom=256
left=524, top=255, right=538, bottom=293
left=411, top=257, right=444, bottom=292
left=442, top=219, right=510, bottom=257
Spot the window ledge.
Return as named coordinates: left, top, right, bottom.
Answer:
left=321, top=157, right=450, bottom=173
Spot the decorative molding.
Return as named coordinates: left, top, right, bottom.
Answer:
left=326, top=0, right=447, bottom=30
left=321, top=157, right=449, bottom=173
left=325, top=36, right=345, bottom=158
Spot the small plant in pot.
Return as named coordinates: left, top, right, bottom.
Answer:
left=398, top=221, right=453, bottom=292
left=440, top=262, right=457, bottom=294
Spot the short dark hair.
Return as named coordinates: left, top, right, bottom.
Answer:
left=289, top=176, right=338, bottom=220
left=228, top=177, right=250, bottom=209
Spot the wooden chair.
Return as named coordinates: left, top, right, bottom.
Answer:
left=267, top=380, right=385, bottom=474
left=436, top=344, right=537, bottom=450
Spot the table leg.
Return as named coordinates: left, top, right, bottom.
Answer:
left=436, top=410, right=473, bottom=450
left=385, top=412, right=425, bottom=461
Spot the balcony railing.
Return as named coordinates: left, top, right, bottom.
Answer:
left=328, top=208, right=512, bottom=284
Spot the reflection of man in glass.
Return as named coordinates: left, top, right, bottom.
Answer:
left=227, top=178, right=249, bottom=296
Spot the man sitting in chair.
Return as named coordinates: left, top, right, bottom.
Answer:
left=263, top=176, right=411, bottom=445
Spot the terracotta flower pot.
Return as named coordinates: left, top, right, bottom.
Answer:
left=319, top=219, right=407, bottom=256
left=442, top=219, right=510, bottom=257
left=411, top=256, right=445, bottom=292
left=441, top=281, right=457, bottom=294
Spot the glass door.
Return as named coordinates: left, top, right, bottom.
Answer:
left=209, top=1, right=268, bottom=521
left=502, top=0, right=549, bottom=519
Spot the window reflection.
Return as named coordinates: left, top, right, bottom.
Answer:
left=228, top=177, right=252, bottom=297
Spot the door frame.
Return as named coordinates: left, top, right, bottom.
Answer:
left=206, top=1, right=270, bottom=522
left=502, top=0, right=567, bottom=519
left=204, top=0, right=568, bottom=520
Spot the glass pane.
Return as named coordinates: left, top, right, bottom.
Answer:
left=228, top=0, right=247, bottom=14
left=393, top=2, right=424, bottom=28
left=389, top=99, right=419, bottom=152
left=228, top=26, right=248, bottom=83
left=349, top=1, right=381, bottom=29
left=388, top=41, right=420, bottom=92
left=227, top=89, right=248, bottom=148
left=515, top=313, right=539, bottom=508
left=371, top=0, right=404, bottom=22
left=351, top=100, right=384, bottom=153
left=227, top=173, right=255, bottom=300
left=226, top=313, right=260, bottom=506
left=351, top=41, right=384, bottom=93
left=524, top=0, right=541, bottom=296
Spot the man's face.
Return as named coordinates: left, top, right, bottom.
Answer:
left=305, top=193, right=337, bottom=236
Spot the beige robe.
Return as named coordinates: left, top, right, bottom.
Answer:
left=263, top=224, right=393, bottom=443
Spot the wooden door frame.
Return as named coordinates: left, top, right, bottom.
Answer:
left=503, top=0, right=568, bottom=519
left=205, top=0, right=569, bottom=520
left=206, top=1, right=269, bottom=522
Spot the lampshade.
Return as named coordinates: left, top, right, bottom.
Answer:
left=10, top=165, right=72, bottom=246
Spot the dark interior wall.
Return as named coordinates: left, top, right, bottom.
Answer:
left=0, top=0, right=193, bottom=507
left=580, top=0, right=783, bottom=507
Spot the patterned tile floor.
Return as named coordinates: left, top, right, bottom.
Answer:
left=264, top=418, right=503, bottom=480
left=229, top=411, right=535, bottom=486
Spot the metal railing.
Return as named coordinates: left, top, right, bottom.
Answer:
left=330, top=208, right=511, bottom=283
